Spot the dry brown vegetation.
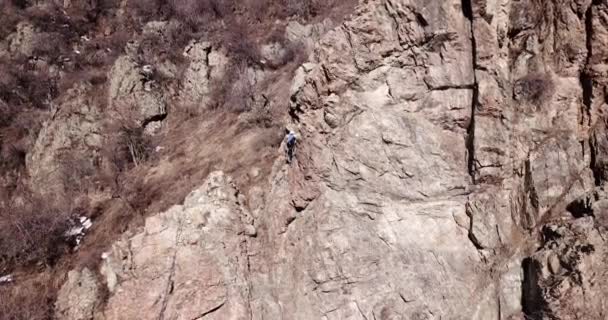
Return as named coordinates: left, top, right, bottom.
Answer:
left=514, top=72, right=556, bottom=108
left=0, top=193, right=71, bottom=274
left=0, top=0, right=356, bottom=317
left=0, top=0, right=348, bottom=270
left=0, top=272, right=58, bottom=320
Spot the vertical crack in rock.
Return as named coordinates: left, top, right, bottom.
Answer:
left=461, top=0, right=473, bottom=20
left=521, top=258, right=545, bottom=320
left=583, top=2, right=603, bottom=186
left=590, top=133, right=601, bottom=186
left=288, top=99, right=302, bottom=123
left=581, top=4, right=594, bottom=127
left=158, top=253, right=177, bottom=320
left=462, top=0, right=479, bottom=183
left=465, top=203, right=485, bottom=250
left=245, top=249, right=254, bottom=320
left=158, top=221, right=183, bottom=320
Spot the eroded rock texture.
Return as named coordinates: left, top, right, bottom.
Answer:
left=27, top=84, right=103, bottom=197
left=56, top=0, right=608, bottom=319
left=100, top=172, right=253, bottom=320
left=523, top=215, right=608, bottom=319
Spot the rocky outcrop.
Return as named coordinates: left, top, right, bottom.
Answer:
left=7, top=22, right=38, bottom=56
left=179, top=41, right=227, bottom=108
left=285, top=20, right=334, bottom=52
left=523, top=215, right=608, bottom=319
left=55, top=268, right=101, bottom=320
left=108, top=55, right=167, bottom=129
left=99, top=172, right=253, bottom=320
left=253, top=0, right=494, bottom=318
left=26, top=85, right=103, bottom=197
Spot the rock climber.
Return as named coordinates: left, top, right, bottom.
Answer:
left=285, top=130, right=297, bottom=164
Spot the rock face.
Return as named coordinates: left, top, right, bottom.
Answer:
left=256, top=0, right=488, bottom=318
left=55, top=268, right=100, bottom=320
left=523, top=215, right=608, bottom=319
left=7, top=22, right=38, bottom=56
left=27, top=85, right=103, bottom=197
left=179, top=41, right=227, bottom=107
left=55, top=0, right=608, bottom=319
left=108, top=55, right=167, bottom=126
left=100, top=172, right=253, bottom=320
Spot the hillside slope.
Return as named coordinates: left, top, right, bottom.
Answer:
left=3, top=0, right=608, bottom=319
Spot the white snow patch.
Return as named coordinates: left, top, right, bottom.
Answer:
left=64, top=216, right=93, bottom=250
left=0, top=275, right=13, bottom=284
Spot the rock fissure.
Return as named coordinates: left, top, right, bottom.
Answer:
left=157, top=220, right=182, bottom=320
left=192, top=301, right=225, bottom=320
left=142, top=113, right=168, bottom=129
left=463, top=0, right=479, bottom=183
left=581, top=3, right=594, bottom=127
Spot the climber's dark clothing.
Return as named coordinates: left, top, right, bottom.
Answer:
left=286, top=132, right=297, bottom=163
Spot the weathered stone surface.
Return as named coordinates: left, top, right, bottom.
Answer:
left=26, top=85, right=103, bottom=197
left=55, top=268, right=100, bottom=320
left=524, top=217, right=608, bottom=319
left=285, top=19, right=334, bottom=52
left=7, top=22, right=37, bottom=56
left=179, top=41, right=228, bottom=107
left=108, top=55, right=167, bottom=125
left=248, top=1, right=491, bottom=318
left=101, top=172, right=251, bottom=320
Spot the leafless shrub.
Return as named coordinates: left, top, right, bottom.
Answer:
left=10, top=0, right=28, bottom=9
left=225, top=23, right=262, bottom=66
left=65, top=0, right=120, bottom=21
left=32, top=32, right=69, bottom=59
left=0, top=59, right=56, bottom=110
left=139, top=24, right=189, bottom=66
left=109, top=126, right=154, bottom=170
left=279, top=41, right=307, bottom=66
left=283, top=0, right=343, bottom=19
left=60, top=154, right=97, bottom=196
left=174, top=103, right=203, bottom=119
left=0, top=144, right=26, bottom=173
left=0, top=194, right=71, bottom=271
left=514, top=72, right=555, bottom=108
left=0, top=107, right=43, bottom=179
left=264, top=31, right=307, bottom=69
left=285, top=0, right=318, bottom=18
left=508, top=0, right=543, bottom=37
left=81, top=29, right=130, bottom=68
left=126, top=0, right=170, bottom=21
left=170, top=0, right=227, bottom=26
left=0, top=272, right=56, bottom=320
left=0, top=2, right=23, bottom=38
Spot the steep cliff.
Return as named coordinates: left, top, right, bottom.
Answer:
left=3, top=0, right=608, bottom=319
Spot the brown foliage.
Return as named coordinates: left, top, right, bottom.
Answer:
left=170, top=0, right=227, bottom=26
left=0, top=272, right=57, bottom=320
left=514, top=73, right=555, bottom=108
left=225, top=22, right=262, bottom=66
left=0, top=193, right=71, bottom=272
left=103, top=125, right=155, bottom=173
left=0, top=144, right=26, bottom=173
left=0, top=59, right=55, bottom=110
